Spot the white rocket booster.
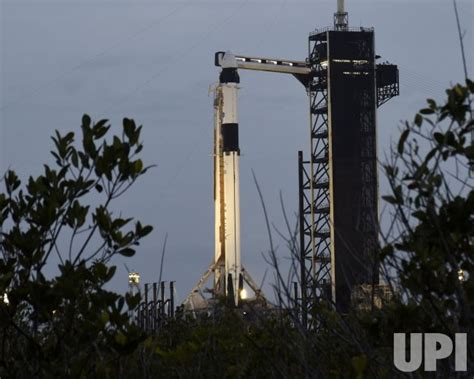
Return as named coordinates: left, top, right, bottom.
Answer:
left=214, top=52, right=242, bottom=306
left=184, top=51, right=294, bottom=310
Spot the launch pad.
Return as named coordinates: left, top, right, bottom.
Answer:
left=183, top=53, right=270, bottom=312
left=183, top=0, right=399, bottom=320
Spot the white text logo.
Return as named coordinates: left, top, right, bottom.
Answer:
left=393, top=333, right=467, bottom=372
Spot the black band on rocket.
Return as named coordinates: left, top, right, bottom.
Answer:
left=222, top=123, right=239, bottom=153
left=219, top=68, right=240, bottom=84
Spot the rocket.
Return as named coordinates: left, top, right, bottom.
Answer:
left=184, top=50, right=297, bottom=310
left=213, top=52, right=243, bottom=306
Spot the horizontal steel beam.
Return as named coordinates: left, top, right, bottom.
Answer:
left=215, top=51, right=311, bottom=75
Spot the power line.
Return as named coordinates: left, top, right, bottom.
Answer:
left=398, top=66, right=451, bottom=96
left=0, top=1, right=192, bottom=112
left=253, top=0, right=288, bottom=51
left=127, top=0, right=252, bottom=215
left=103, top=0, right=251, bottom=115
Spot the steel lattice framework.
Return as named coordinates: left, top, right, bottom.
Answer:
left=298, top=33, right=332, bottom=329
left=298, top=27, right=399, bottom=326
left=200, top=15, right=399, bottom=324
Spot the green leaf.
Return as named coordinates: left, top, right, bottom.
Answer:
left=118, top=248, right=135, bottom=257
left=139, top=225, right=153, bottom=238
left=82, top=131, right=96, bottom=158
left=454, top=84, right=464, bottom=97
left=427, top=98, right=437, bottom=109
left=134, top=159, right=143, bottom=174
left=382, top=195, right=398, bottom=205
left=123, top=118, right=135, bottom=141
left=94, top=262, right=107, bottom=278
left=419, top=108, right=434, bottom=115
left=71, top=149, right=79, bottom=168
left=105, top=266, right=116, bottom=282
left=414, top=113, right=423, bottom=127
left=125, top=292, right=141, bottom=310
left=100, top=311, right=109, bottom=324
left=412, top=210, right=426, bottom=220
left=93, top=119, right=109, bottom=139
left=115, top=331, right=127, bottom=346
left=82, top=114, right=91, bottom=128
left=398, top=129, right=409, bottom=154
left=380, top=244, right=394, bottom=258
left=117, top=297, right=125, bottom=311
left=351, top=354, right=367, bottom=379
left=5, top=170, right=21, bottom=193
left=424, top=147, right=437, bottom=163
left=434, top=132, right=445, bottom=145
left=465, top=145, right=474, bottom=159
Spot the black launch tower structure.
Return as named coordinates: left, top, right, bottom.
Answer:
left=298, top=20, right=399, bottom=319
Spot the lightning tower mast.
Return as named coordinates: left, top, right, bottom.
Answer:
left=334, top=0, right=348, bottom=30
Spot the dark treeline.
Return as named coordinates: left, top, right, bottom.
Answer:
left=0, top=80, right=473, bottom=377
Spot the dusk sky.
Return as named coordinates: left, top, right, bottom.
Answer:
left=1, top=0, right=472, bottom=302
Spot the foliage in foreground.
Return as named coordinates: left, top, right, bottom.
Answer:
left=0, top=116, right=152, bottom=377
left=1, top=79, right=473, bottom=378
left=146, top=79, right=473, bottom=377
left=381, top=79, right=473, bottom=336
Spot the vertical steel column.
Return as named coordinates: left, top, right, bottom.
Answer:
left=298, top=151, right=308, bottom=328
left=293, top=282, right=299, bottom=311
left=144, top=283, right=149, bottom=332
left=160, top=281, right=165, bottom=318
left=309, top=32, right=332, bottom=299
left=153, top=282, right=157, bottom=333
left=169, top=281, right=175, bottom=318
left=299, top=31, right=333, bottom=327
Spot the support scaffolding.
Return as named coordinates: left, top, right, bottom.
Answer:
left=298, top=26, right=399, bottom=324
left=135, top=281, right=175, bottom=334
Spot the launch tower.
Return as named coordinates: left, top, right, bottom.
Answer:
left=299, top=2, right=399, bottom=316
left=182, top=0, right=399, bottom=318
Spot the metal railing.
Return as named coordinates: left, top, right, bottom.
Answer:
left=309, top=26, right=374, bottom=37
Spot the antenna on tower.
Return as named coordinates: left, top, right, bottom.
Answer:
left=334, top=0, right=348, bottom=30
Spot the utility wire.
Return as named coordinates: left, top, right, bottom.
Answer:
left=101, top=0, right=252, bottom=210
left=103, top=0, right=251, bottom=115
left=136, top=0, right=251, bottom=217
left=253, top=0, right=288, bottom=51
left=398, top=68, right=451, bottom=96
left=400, top=79, right=444, bottom=97
left=0, top=1, right=191, bottom=112
left=401, top=67, right=450, bottom=88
